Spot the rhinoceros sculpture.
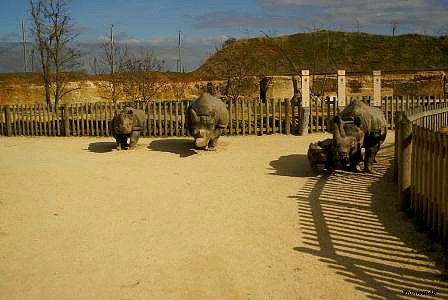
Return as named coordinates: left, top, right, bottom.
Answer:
left=335, top=100, right=387, bottom=173
left=186, top=93, right=229, bottom=149
left=332, top=116, right=365, bottom=170
left=111, top=107, right=145, bottom=150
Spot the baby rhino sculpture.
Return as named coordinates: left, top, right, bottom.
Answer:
left=332, top=116, right=365, bottom=170
left=186, top=93, right=229, bottom=149
left=111, top=107, right=145, bottom=150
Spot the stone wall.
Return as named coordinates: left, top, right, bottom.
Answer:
left=0, top=79, right=229, bottom=105
left=0, top=70, right=446, bottom=105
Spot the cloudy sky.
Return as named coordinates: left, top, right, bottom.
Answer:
left=1, top=0, right=448, bottom=72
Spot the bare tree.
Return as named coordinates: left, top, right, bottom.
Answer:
left=88, top=57, right=98, bottom=75
left=98, top=27, right=128, bottom=102
left=30, top=0, right=80, bottom=107
left=117, top=51, right=166, bottom=101
left=170, top=79, right=189, bottom=100
left=210, top=39, right=261, bottom=100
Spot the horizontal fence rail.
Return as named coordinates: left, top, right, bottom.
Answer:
left=0, top=95, right=447, bottom=137
left=396, top=103, right=448, bottom=241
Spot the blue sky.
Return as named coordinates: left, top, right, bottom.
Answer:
left=1, top=0, right=448, bottom=71
left=1, top=0, right=266, bottom=41
left=2, top=0, right=448, bottom=42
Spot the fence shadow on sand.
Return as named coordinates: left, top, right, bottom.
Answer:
left=148, top=139, right=197, bottom=158
left=272, top=147, right=448, bottom=299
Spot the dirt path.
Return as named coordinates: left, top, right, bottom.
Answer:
left=0, top=134, right=446, bottom=299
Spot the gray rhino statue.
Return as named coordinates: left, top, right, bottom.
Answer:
left=336, top=100, right=387, bottom=173
left=186, top=93, right=229, bottom=149
left=307, top=118, right=364, bottom=172
left=331, top=116, right=365, bottom=170
left=111, top=107, right=145, bottom=150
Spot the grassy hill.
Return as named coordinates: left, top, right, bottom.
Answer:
left=194, top=31, right=448, bottom=78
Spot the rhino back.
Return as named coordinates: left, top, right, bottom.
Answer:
left=189, top=93, right=229, bottom=128
left=340, top=100, right=386, bottom=134
left=112, top=107, right=146, bottom=133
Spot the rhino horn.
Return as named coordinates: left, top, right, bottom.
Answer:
left=333, top=120, right=343, bottom=143
left=190, top=108, right=199, bottom=122
left=333, top=116, right=346, bottom=138
left=339, top=122, right=347, bottom=137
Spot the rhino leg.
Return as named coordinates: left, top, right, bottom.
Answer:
left=119, top=135, right=130, bottom=150
left=114, top=136, right=121, bottom=150
left=208, top=128, right=223, bottom=148
left=349, top=147, right=363, bottom=171
left=310, top=161, right=319, bottom=173
left=364, top=143, right=379, bottom=173
left=374, top=145, right=379, bottom=163
left=114, top=135, right=126, bottom=150
left=129, top=131, right=140, bottom=148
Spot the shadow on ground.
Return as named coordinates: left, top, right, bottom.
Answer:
left=288, top=147, right=448, bottom=299
left=87, top=142, right=117, bottom=153
left=148, top=139, right=197, bottom=158
left=269, top=154, right=315, bottom=178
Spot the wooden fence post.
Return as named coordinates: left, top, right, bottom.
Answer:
left=285, top=98, right=291, bottom=135
left=397, top=112, right=413, bottom=211
left=5, top=106, right=12, bottom=137
left=181, top=101, right=185, bottom=136
left=63, top=104, right=70, bottom=136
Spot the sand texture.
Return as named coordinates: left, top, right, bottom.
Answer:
left=0, top=134, right=447, bottom=299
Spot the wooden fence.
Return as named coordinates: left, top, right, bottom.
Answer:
left=0, top=95, right=447, bottom=137
left=0, top=99, right=300, bottom=137
left=396, top=103, right=448, bottom=241
left=304, top=95, right=447, bottom=133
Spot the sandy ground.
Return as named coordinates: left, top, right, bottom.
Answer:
left=0, top=134, right=447, bottom=300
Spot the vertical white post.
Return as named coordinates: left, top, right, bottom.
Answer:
left=373, top=70, right=382, bottom=107
left=299, top=70, right=310, bottom=135
left=337, top=70, right=346, bottom=107
left=301, top=70, right=310, bottom=107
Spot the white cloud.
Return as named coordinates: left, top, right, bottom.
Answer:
left=254, top=0, right=448, bottom=33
